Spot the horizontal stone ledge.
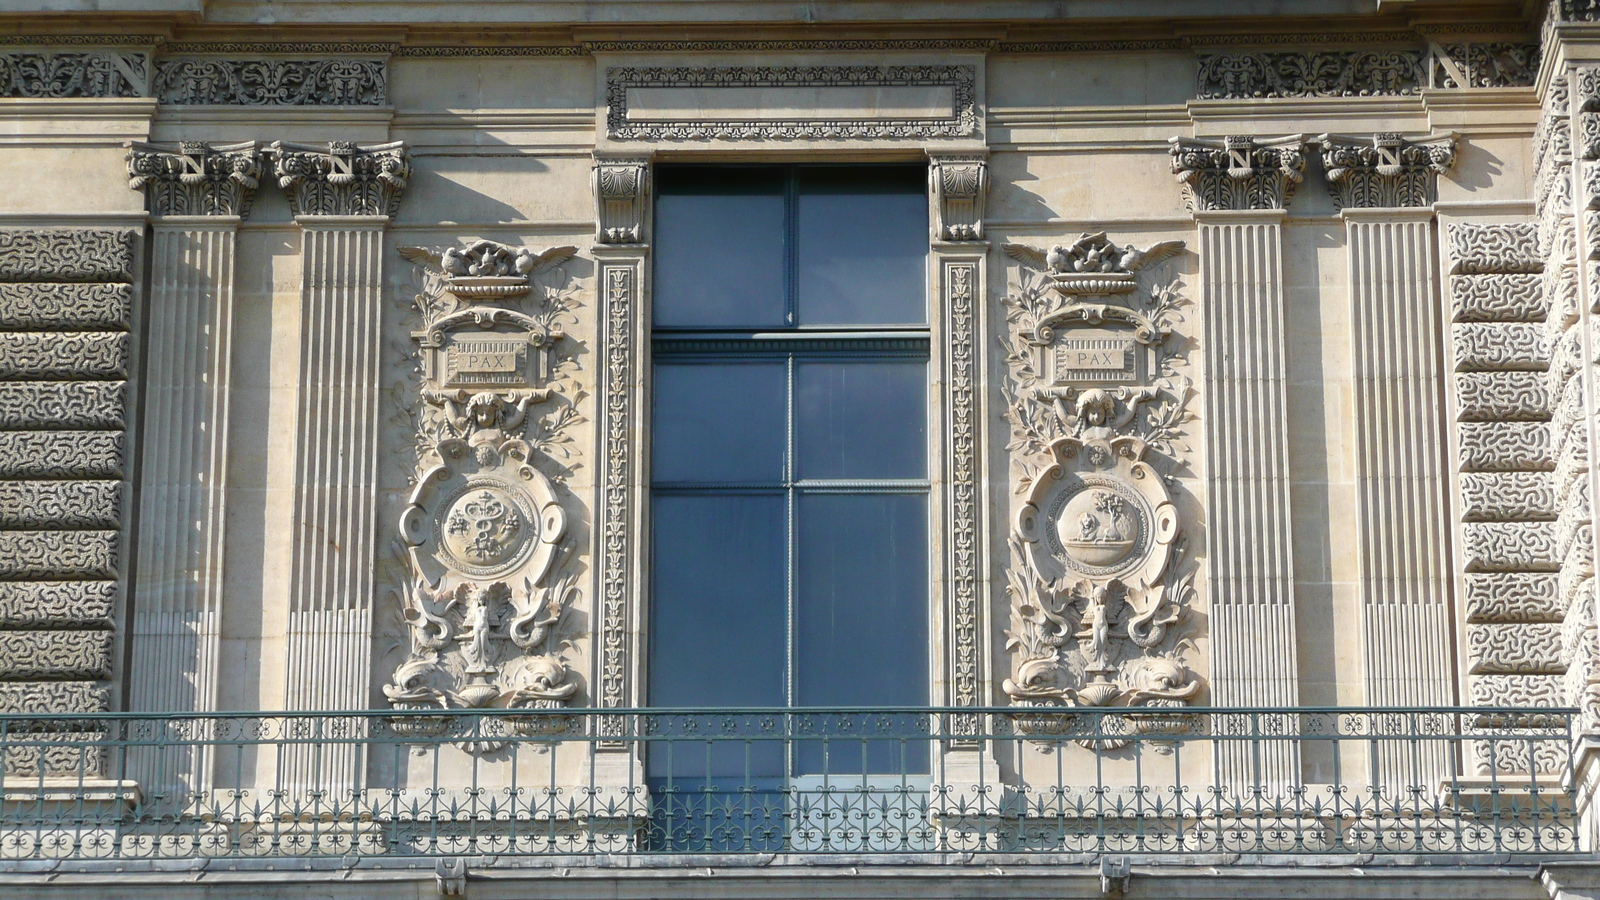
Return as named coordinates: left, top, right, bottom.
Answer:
left=0, top=531, right=118, bottom=581
left=0, top=481, right=120, bottom=530
left=0, top=431, right=123, bottom=479
left=0, top=581, right=115, bottom=628
left=0, top=333, right=128, bottom=381
left=0, top=381, right=125, bottom=430
left=1454, top=371, right=1551, bottom=421
left=1457, top=422, right=1552, bottom=472
left=0, top=629, right=112, bottom=680
left=0, top=283, right=130, bottom=331
left=1466, top=622, right=1565, bottom=674
left=1464, top=572, right=1564, bottom=623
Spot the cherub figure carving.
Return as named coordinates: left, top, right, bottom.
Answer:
left=1031, top=385, right=1160, bottom=437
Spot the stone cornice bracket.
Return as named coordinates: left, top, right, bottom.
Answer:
left=928, top=152, right=989, bottom=242
left=592, top=154, right=651, bottom=245
left=269, top=140, right=410, bottom=218
left=1169, top=135, right=1307, bottom=212
left=1315, top=132, right=1457, bottom=210
left=126, top=141, right=261, bottom=219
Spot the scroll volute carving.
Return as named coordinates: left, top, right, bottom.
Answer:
left=1000, top=232, right=1202, bottom=744
left=389, top=240, right=583, bottom=742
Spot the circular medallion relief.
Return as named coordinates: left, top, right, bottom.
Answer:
left=1042, top=476, right=1153, bottom=579
left=434, top=478, right=541, bottom=577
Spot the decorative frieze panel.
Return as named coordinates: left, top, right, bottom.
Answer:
left=0, top=582, right=116, bottom=628
left=0, top=50, right=149, bottom=98
left=271, top=141, right=410, bottom=217
left=0, top=231, right=135, bottom=283
left=1170, top=136, right=1306, bottom=211
left=1449, top=274, right=1547, bottom=322
left=605, top=65, right=979, bottom=141
left=126, top=142, right=261, bottom=218
left=0, top=333, right=128, bottom=380
left=998, top=232, right=1199, bottom=736
left=1467, top=623, right=1566, bottom=674
left=1464, top=573, right=1563, bottom=623
left=1195, top=44, right=1537, bottom=100
left=0, top=284, right=130, bottom=331
left=1458, top=422, right=1552, bottom=471
left=154, top=57, right=386, bottom=106
left=1454, top=371, right=1551, bottom=420
left=1451, top=322, right=1550, bottom=371
left=1461, top=472, right=1557, bottom=521
left=0, top=432, right=121, bottom=479
left=390, top=241, right=583, bottom=738
left=1316, top=133, right=1456, bottom=209
left=0, top=481, right=119, bottom=530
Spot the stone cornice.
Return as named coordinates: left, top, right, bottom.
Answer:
left=269, top=140, right=409, bottom=218
left=1315, top=132, right=1457, bottom=210
left=1170, top=135, right=1307, bottom=212
left=126, top=140, right=261, bottom=218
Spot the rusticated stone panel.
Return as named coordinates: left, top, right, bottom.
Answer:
left=1468, top=672, right=1565, bottom=707
left=1457, top=421, right=1552, bottom=471
left=1453, top=371, right=1552, bottom=421
left=1447, top=223, right=1542, bottom=275
left=1451, top=323, right=1550, bottom=371
left=1461, top=472, right=1557, bottom=521
left=0, top=283, right=130, bottom=331
left=1463, top=572, right=1564, bottom=622
left=0, top=229, right=134, bottom=756
left=1449, top=274, right=1547, bottom=322
left=1462, top=522, right=1560, bottom=572
left=1467, top=622, right=1566, bottom=673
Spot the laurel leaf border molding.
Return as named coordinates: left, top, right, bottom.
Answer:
left=603, top=64, right=979, bottom=142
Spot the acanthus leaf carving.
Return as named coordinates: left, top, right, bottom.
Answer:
left=126, top=141, right=262, bottom=218
left=270, top=140, right=410, bottom=218
left=1169, top=135, right=1306, bottom=211
left=0, top=50, right=149, bottom=98
left=1315, top=132, right=1457, bottom=209
left=153, top=57, right=386, bottom=106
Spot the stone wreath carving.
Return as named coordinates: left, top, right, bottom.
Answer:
left=1000, top=233, right=1201, bottom=746
left=389, top=241, right=582, bottom=744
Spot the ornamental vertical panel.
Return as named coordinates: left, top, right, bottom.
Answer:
left=1171, top=134, right=1306, bottom=786
left=125, top=140, right=261, bottom=796
left=270, top=141, right=409, bottom=790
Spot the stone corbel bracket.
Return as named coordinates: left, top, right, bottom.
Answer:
left=929, top=152, right=988, bottom=242
left=592, top=154, right=652, bottom=245
left=1315, top=132, right=1458, bottom=210
left=1169, top=134, right=1307, bottom=211
left=126, top=140, right=262, bottom=219
left=269, top=140, right=410, bottom=217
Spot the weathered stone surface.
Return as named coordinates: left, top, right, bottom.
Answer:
left=0, top=531, right=118, bottom=580
left=0, top=581, right=115, bottom=628
left=1467, top=622, right=1566, bottom=673
left=1461, top=472, right=1557, bottom=521
left=0, top=431, right=122, bottom=479
left=0, top=283, right=130, bottom=331
left=0, top=630, right=112, bottom=680
left=0, top=332, right=128, bottom=380
left=0, top=381, right=125, bottom=429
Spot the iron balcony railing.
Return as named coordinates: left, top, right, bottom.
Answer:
left=0, top=707, right=1580, bottom=863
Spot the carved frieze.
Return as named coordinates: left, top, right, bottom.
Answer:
left=271, top=141, right=410, bottom=217
left=0, top=283, right=130, bottom=331
left=127, top=141, right=262, bottom=218
left=1432, top=42, right=1539, bottom=89
left=592, top=155, right=650, bottom=244
left=0, top=50, right=149, bottom=98
left=1196, top=50, right=1426, bottom=98
left=930, top=154, right=988, bottom=241
left=999, top=233, right=1198, bottom=737
left=1169, top=135, right=1306, bottom=211
left=391, top=240, right=583, bottom=740
left=154, top=57, right=386, bottom=106
left=1316, top=132, right=1456, bottom=209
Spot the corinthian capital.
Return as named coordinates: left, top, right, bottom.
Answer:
left=270, top=140, right=410, bottom=217
left=1169, top=135, right=1306, bottom=212
left=1316, top=132, right=1457, bottom=210
left=126, top=141, right=262, bottom=219
left=928, top=153, right=988, bottom=242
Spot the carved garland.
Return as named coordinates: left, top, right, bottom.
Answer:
left=598, top=263, right=635, bottom=733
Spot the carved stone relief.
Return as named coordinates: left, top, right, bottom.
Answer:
left=271, top=141, right=410, bottom=217
left=126, top=142, right=262, bottom=218
left=391, top=241, right=583, bottom=747
left=592, top=156, right=650, bottom=244
left=1194, top=43, right=1536, bottom=99
left=930, top=154, right=988, bottom=241
left=0, top=50, right=149, bottom=98
left=999, top=233, right=1199, bottom=743
left=153, top=57, right=386, bottom=106
left=1169, top=136, right=1306, bottom=211
left=1315, top=132, right=1456, bottom=209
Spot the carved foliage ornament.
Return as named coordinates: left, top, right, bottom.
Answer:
left=126, top=141, right=262, bottom=219
left=1316, top=132, right=1457, bottom=210
left=930, top=155, right=988, bottom=242
left=271, top=141, right=410, bottom=217
left=999, top=234, right=1200, bottom=743
left=154, top=57, right=386, bottom=106
left=0, top=51, right=148, bottom=98
left=1170, top=135, right=1306, bottom=212
left=592, top=156, right=651, bottom=245
left=391, top=241, right=583, bottom=742
left=1195, top=43, right=1536, bottom=100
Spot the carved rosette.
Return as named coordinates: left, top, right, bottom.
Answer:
left=271, top=140, right=410, bottom=217
left=999, top=232, right=1200, bottom=744
left=126, top=141, right=262, bottom=218
left=389, top=240, right=583, bottom=743
left=1316, top=132, right=1457, bottom=210
left=1169, top=135, right=1306, bottom=211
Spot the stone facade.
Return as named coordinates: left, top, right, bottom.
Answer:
left=6, top=0, right=1600, bottom=897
